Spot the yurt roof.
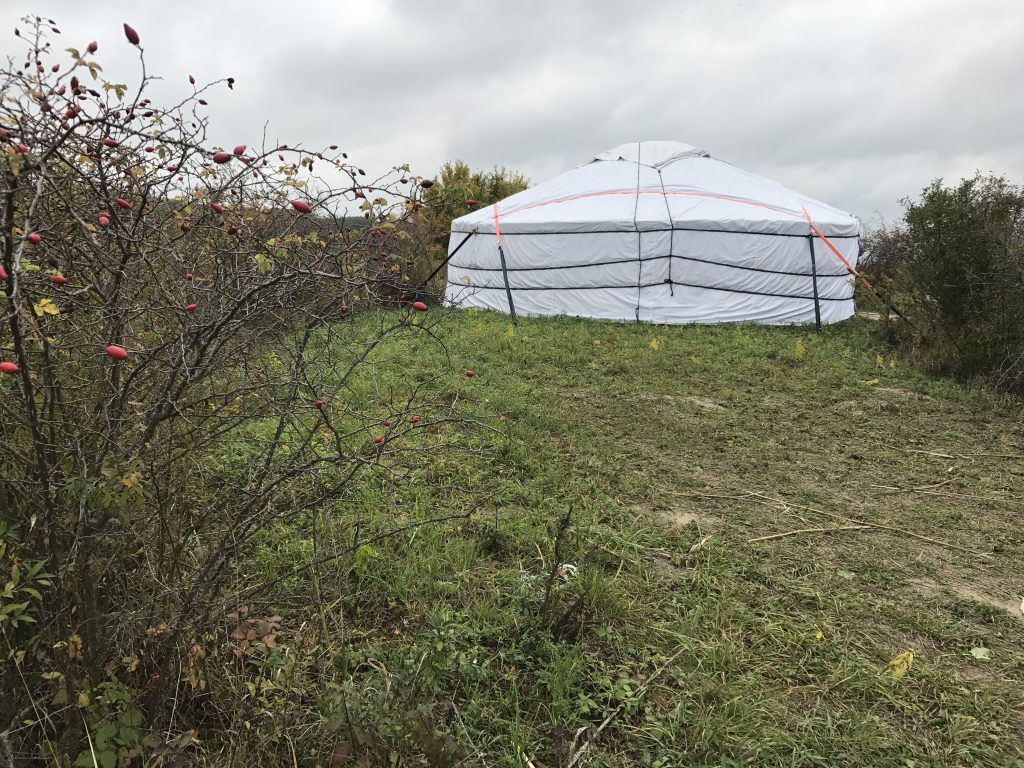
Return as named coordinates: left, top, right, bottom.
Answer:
left=452, top=141, right=858, bottom=238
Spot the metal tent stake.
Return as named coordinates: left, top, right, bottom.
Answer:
left=497, top=243, right=517, bottom=323
left=806, top=234, right=822, bottom=332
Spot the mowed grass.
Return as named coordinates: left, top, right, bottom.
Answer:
left=228, top=309, right=1024, bottom=768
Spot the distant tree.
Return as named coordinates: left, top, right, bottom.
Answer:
left=421, top=161, right=529, bottom=263
left=426, top=160, right=530, bottom=210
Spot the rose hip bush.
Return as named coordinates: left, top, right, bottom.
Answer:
left=0, top=16, right=471, bottom=764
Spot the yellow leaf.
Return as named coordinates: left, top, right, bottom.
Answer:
left=67, top=633, right=83, bottom=661
left=121, top=471, right=140, bottom=489
left=33, top=298, right=60, bottom=317
left=76, top=690, right=90, bottom=708
left=887, top=649, right=914, bottom=681
left=860, top=379, right=880, bottom=386
left=795, top=339, right=807, bottom=361
left=876, top=353, right=885, bottom=367
left=648, top=338, right=660, bottom=351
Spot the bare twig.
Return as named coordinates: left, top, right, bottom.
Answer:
left=748, top=492, right=992, bottom=557
left=669, top=490, right=993, bottom=558
left=746, top=525, right=872, bottom=543
left=880, top=445, right=1024, bottom=460
left=871, top=484, right=1023, bottom=505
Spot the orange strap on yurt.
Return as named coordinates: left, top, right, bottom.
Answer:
left=801, top=204, right=872, bottom=288
left=492, top=203, right=503, bottom=244
left=492, top=203, right=517, bottom=322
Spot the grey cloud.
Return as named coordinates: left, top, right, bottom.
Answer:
left=3, top=0, right=1022, bottom=223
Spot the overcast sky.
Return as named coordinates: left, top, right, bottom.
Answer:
left=4, top=1, right=1022, bottom=224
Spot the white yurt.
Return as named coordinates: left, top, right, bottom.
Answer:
left=443, top=141, right=861, bottom=326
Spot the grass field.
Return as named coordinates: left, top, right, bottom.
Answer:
left=225, top=310, right=1024, bottom=767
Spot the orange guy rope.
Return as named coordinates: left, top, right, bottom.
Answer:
left=801, top=204, right=872, bottom=289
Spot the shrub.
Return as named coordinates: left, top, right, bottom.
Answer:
left=0, top=16, right=469, bottom=764
left=860, top=173, right=1024, bottom=393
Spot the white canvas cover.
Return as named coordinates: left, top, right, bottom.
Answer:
left=444, top=141, right=860, bottom=325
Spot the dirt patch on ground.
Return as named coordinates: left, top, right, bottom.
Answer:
left=636, top=393, right=727, bottom=412
left=832, top=400, right=866, bottom=415
left=909, top=576, right=1024, bottom=623
left=684, top=396, right=727, bottom=412
left=650, top=506, right=720, bottom=533
left=874, top=386, right=931, bottom=400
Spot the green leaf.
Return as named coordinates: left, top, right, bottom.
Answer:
left=255, top=253, right=273, bottom=275
left=836, top=570, right=855, bottom=580
left=119, top=707, right=142, bottom=727
left=970, top=647, right=991, bottom=660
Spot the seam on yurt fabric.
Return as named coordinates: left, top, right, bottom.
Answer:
left=632, top=142, right=643, bottom=321
left=458, top=281, right=853, bottom=301
left=449, top=253, right=849, bottom=278
left=657, top=168, right=675, bottom=295
left=501, top=188, right=804, bottom=218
